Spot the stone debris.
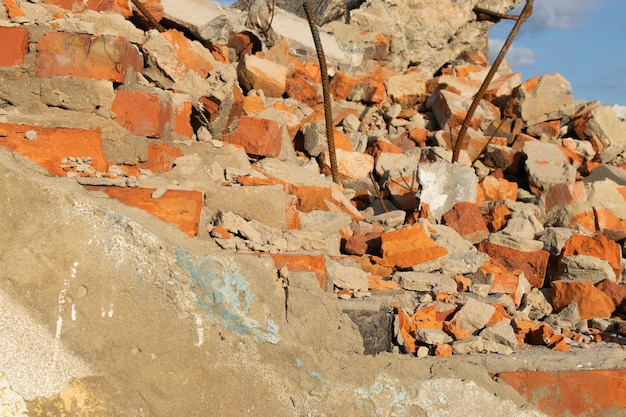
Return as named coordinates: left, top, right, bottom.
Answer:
left=0, top=0, right=625, bottom=370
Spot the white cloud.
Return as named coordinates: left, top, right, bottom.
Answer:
left=488, top=38, right=535, bottom=68
left=515, top=0, right=600, bottom=32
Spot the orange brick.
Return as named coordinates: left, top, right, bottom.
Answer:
left=137, top=143, right=183, bottom=173
left=112, top=90, right=173, bottom=138
left=434, top=344, right=452, bottom=357
left=88, top=187, right=203, bottom=237
left=42, top=0, right=125, bottom=13
left=242, top=95, right=266, bottom=116
left=162, top=29, right=213, bottom=79
left=269, top=252, right=327, bottom=289
left=0, top=123, right=108, bottom=176
left=381, top=225, right=448, bottom=268
left=496, top=369, right=626, bottom=417
left=285, top=73, right=321, bottom=107
left=36, top=32, right=142, bottom=82
left=329, top=72, right=357, bottom=101
left=221, top=115, right=283, bottom=158
left=172, top=99, right=194, bottom=139
left=4, top=0, right=25, bottom=17
left=411, top=305, right=442, bottom=330
left=0, top=27, right=28, bottom=66
left=551, top=280, right=615, bottom=319
left=442, top=320, right=471, bottom=341
left=560, top=233, right=623, bottom=279
left=478, top=174, right=518, bottom=202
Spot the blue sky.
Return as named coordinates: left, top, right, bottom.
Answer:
left=489, top=0, right=626, bottom=106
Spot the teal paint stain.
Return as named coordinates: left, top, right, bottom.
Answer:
left=294, top=358, right=304, bottom=367
left=174, top=247, right=279, bottom=344
left=307, top=370, right=323, bottom=381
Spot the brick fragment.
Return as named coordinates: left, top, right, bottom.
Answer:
left=0, top=123, right=107, bottom=176
left=551, top=280, right=615, bottom=319
left=36, top=32, right=142, bottom=82
left=270, top=252, right=327, bottom=289
left=238, top=54, right=288, bottom=97
left=87, top=187, right=203, bottom=237
left=441, top=202, right=489, bottom=244
left=478, top=241, right=549, bottom=288
left=221, top=115, right=283, bottom=158
left=112, top=89, right=173, bottom=139
left=559, top=233, right=623, bottom=279
left=497, top=369, right=626, bottom=417
left=137, top=143, right=183, bottom=173
left=0, top=27, right=28, bottom=66
left=161, top=29, right=213, bottom=79
left=380, top=225, right=448, bottom=269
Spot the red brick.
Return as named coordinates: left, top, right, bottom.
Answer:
left=478, top=241, right=549, bottom=288
left=288, top=183, right=363, bottom=221
left=381, top=225, right=448, bottom=269
left=269, top=252, right=327, bottom=289
left=88, top=187, right=203, bottom=237
left=227, top=32, right=258, bottom=58
left=343, top=231, right=382, bottom=256
left=442, top=202, right=489, bottom=244
left=560, top=233, right=623, bottom=279
left=551, top=280, right=615, bottom=319
left=221, top=115, right=283, bottom=158
left=442, top=320, right=472, bottom=341
left=596, top=279, right=626, bottom=313
left=36, top=32, right=142, bottom=82
left=161, top=29, right=213, bottom=79
left=137, top=143, right=183, bottom=173
left=0, top=123, right=107, bottom=176
left=0, top=27, right=28, bottom=66
left=496, top=369, right=626, bottom=417
left=112, top=90, right=173, bottom=139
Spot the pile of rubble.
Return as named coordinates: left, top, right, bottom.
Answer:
left=1, top=0, right=625, bottom=362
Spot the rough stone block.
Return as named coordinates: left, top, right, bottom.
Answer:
left=418, top=161, right=478, bottom=221
left=112, top=89, right=173, bottom=139
left=0, top=27, right=28, bottom=67
left=36, top=32, right=143, bottom=82
left=523, top=140, right=576, bottom=194
left=503, top=73, right=575, bottom=126
left=385, top=71, right=426, bottom=106
left=557, top=255, right=617, bottom=283
left=574, top=104, right=626, bottom=163
left=238, top=54, right=288, bottom=98
left=343, top=309, right=393, bottom=355
left=453, top=298, right=496, bottom=335
left=394, top=271, right=457, bottom=294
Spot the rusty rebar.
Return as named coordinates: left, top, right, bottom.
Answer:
left=303, top=1, right=339, bottom=183
left=130, top=0, right=165, bottom=33
left=452, top=0, right=533, bottom=163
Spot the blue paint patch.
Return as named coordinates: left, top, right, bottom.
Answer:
left=174, top=247, right=279, bottom=344
left=294, top=358, right=304, bottom=367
